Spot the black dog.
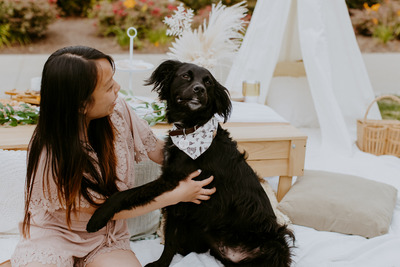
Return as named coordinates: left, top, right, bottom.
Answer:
left=87, top=60, right=295, bottom=266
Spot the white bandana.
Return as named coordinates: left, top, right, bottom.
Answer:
left=170, top=117, right=218, bottom=160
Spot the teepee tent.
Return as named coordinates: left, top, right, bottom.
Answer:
left=225, top=0, right=381, bottom=154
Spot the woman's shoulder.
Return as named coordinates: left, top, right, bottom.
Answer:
left=111, top=97, right=133, bottom=125
left=114, top=96, right=129, bottom=115
left=112, top=96, right=149, bottom=129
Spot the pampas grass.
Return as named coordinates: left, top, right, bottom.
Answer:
left=164, top=2, right=248, bottom=70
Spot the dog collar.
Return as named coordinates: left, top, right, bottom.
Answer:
left=169, top=125, right=199, bottom=136
left=170, top=117, right=218, bottom=160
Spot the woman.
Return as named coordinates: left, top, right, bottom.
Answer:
left=11, top=46, right=215, bottom=267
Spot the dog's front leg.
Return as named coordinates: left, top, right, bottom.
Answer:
left=86, top=178, right=178, bottom=232
left=145, top=212, right=179, bottom=267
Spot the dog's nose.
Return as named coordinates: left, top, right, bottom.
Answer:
left=193, top=85, right=205, bottom=94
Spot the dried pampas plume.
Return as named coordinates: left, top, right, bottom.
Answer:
left=164, top=1, right=248, bottom=70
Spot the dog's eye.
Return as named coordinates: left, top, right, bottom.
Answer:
left=205, top=80, right=212, bottom=86
left=182, top=74, right=190, bottom=80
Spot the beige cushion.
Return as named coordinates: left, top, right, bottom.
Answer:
left=277, top=170, right=398, bottom=238
left=0, top=149, right=26, bottom=234
left=127, top=160, right=162, bottom=240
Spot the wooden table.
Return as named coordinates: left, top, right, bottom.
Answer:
left=224, top=122, right=307, bottom=201
left=0, top=122, right=307, bottom=201
left=0, top=125, right=36, bottom=150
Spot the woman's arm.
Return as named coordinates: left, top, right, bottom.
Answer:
left=77, top=170, right=215, bottom=219
left=113, top=170, right=216, bottom=220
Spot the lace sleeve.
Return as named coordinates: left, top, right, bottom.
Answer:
left=115, top=97, right=158, bottom=163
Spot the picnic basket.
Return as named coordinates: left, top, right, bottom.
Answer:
left=357, top=95, right=400, bottom=157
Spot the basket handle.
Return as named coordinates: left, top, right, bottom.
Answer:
left=363, top=95, right=400, bottom=122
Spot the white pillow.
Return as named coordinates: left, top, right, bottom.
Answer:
left=267, top=77, right=319, bottom=128
left=227, top=101, right=288, bottom=123
left=0, top=149, right=26, bottom=234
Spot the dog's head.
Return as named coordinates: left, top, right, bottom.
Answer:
left=145, top=60, right=232, bottom=126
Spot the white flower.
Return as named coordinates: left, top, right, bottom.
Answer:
left=163, top=3, right=194, bottom=37
left=164, top=1, right=248, bottom=70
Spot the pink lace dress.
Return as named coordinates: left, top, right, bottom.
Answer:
left=11, top=97, right=159, bottom=267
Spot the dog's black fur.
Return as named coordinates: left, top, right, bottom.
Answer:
left=87, top=60, right=295, bottom=267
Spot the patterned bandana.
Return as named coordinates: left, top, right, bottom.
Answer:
left=170, top=117, right=218, bottom=160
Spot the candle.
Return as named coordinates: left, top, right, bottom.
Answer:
left=242, top=80, right=260, bottom=103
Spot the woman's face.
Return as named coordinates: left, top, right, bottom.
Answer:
left=85, top=58, right=120, bottom=121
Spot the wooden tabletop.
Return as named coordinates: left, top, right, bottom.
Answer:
left=152, top=122, right=307, bottom=141
left=0, top=122, right=307, bottom=151
left=0, top=124, right=36, bottom=150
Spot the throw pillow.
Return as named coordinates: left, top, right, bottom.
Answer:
left=0, top=149, right=26, bottom=234
left=128, top=160, right=162, bottom=240
left=277, top=170, right=397, bottom=238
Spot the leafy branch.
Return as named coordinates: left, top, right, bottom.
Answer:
left=0, top=103, right=39, bottom=127
left=120, top=93, right=167, bottom=126
left=134, top=100, right=167, bottom=126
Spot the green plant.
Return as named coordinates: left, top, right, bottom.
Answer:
left=145, top=28, right=173, bottom=47
left=134, top=101, right=166, bottom=126
left=119, top=94, right=166, bottom=126
left=0, top=0, right=58, bottom=46
left=178, top=0, right=256, bottom=14
left=373, top=24, right=396, bottom=43
left=0, top=103, right=39, bottom=127
left=104, top=25, right=131, bottom=46
left=378, top=96, right=400, bottom=120
left=57, top=0, right=94, bottom=17
left=0, top=24, right=11, bottom=47
left=90, top=0, right=177, bottom=49
left=177, top=0, right=211, bottom=12
left=350, top=0, right=400, bottom=43
left=346, top=0, right=381, bottom=9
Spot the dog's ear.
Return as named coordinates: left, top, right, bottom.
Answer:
left=212, top=79, right=232, bottom=123
left=144, top=60, right=182, bottom=101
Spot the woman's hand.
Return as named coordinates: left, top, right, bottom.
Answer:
left=168, top=170, right=216, bottom=205
left=104, top=170, right=216, bottom=222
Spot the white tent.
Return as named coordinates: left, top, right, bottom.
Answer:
left=225, top=0, right=381, bottom=154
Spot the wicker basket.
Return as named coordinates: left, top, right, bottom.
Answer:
left=357, top=95, right=400, bottom=157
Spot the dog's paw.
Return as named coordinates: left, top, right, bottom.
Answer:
left=86, top=205, right=116, bottom=233
left=145, top=262, right=164, bottom=267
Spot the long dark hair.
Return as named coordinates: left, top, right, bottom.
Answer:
left=23, top=46, right=119, bottom=237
